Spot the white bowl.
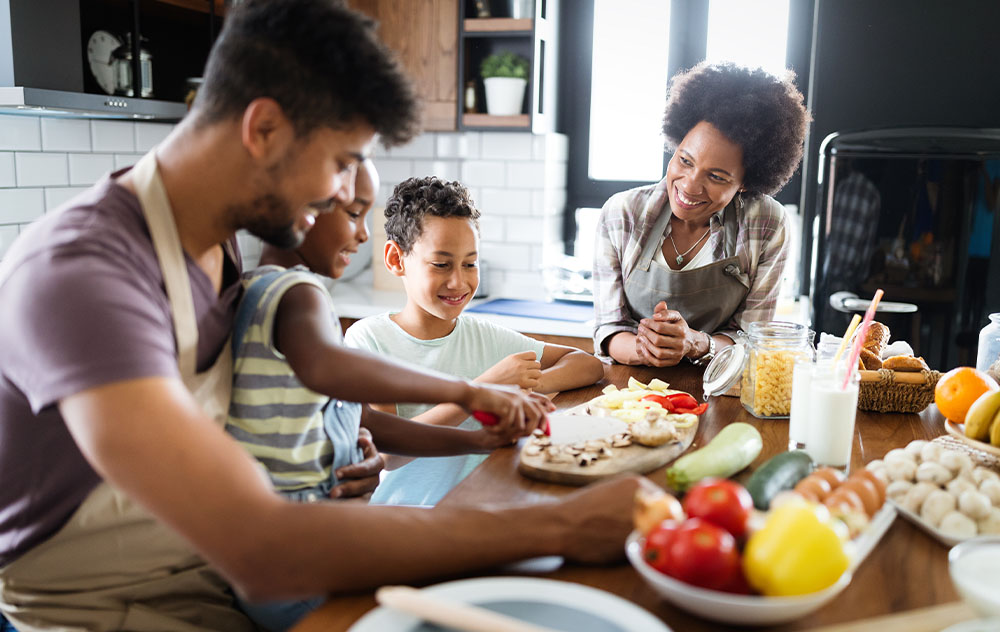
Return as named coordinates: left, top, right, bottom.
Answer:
left=625, top=530, right=852, bottom=625
left=949, top=536, right=1000, bottom=617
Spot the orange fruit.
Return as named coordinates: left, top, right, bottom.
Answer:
left=934, top=367, right=1000, bottom=423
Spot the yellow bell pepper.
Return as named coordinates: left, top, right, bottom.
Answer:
left=743, top=503, right=850, bottom=596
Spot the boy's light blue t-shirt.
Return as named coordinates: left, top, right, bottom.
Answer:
left=343, top=313, right=545, bottom=506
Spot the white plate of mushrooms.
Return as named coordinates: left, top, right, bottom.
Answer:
left=867, top=438, right=1000, bottom=545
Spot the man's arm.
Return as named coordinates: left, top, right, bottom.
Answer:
left=60, top=378, right=638, bottom=600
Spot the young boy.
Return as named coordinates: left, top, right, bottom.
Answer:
left=226, top=162, right=552, bottom=631
left=344, top=176, right=605, bottom=507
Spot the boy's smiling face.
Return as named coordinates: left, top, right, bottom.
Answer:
left=398, top=215, right=480, bottom=327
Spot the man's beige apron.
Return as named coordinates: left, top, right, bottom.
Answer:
left=0, top=151, right=257, bottom=631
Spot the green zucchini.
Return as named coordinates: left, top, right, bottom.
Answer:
left=665, top=422, right=762, bottom=492
left=745, top=450, right=815, bottom=510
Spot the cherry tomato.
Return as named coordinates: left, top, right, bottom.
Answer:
left=642, top=520, right=682, bottom=575
left=682, top=479, right=753, bottom=539
left=641, top=394, right=676, bottom=412
left=660, top=518, right=741, bottom=591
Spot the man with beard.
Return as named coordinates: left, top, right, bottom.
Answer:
left=0, top=2, right=638, bottom=631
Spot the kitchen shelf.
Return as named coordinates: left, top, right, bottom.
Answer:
left=462, top=113, right=531, bottom=127
left=463, top=18, right=532, bottom=33
left=457, top=0, right=559, bottom=133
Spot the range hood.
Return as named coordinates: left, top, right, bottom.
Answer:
left=0, top=87, right=187, bottom=120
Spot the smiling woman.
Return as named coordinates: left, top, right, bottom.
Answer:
left=592, top=62, right=810, bottom=368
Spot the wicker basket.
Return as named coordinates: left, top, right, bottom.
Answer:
left=857, top=369, right=941, bottom=413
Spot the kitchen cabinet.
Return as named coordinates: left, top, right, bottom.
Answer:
left=348, top=0, right=459, bottom=132
left=458, top=0, right=559, bottom=132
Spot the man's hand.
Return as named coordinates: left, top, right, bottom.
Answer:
left=329, top=427, right=384, bottom=499
left=463, top=382, right=553, bottom=437
left=636, top=300, right=700, bottom=367
left=475, top=351, right=542, bottom=391
left=553, top=475, right=650, bottom=564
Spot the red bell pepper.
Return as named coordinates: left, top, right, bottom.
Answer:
left=676, top=403, right=709, bottom=415
left=641, top=394, right=676, bottom=412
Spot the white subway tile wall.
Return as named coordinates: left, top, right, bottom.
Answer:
left=0, top=114, right=174, bottom=255
left=0, top=115, right=569, bottom=300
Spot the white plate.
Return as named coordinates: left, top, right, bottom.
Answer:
left=889, top=499, right=966, bottom=546
left=625, top=503, right=896, bottom=626
left=348, top=576, right=671, bottom=632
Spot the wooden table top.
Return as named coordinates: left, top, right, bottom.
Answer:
left=293, top=363, right=970, bottom=632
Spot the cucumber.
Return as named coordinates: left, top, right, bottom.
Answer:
left=665, top=422, right=763, bottom=492
left=745, top=450, right=815, bottom=510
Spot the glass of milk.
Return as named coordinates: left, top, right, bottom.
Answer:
left=805, top=366, right=859, bottom=472
left=949, top=536, right=1000, bottom=618
left=788, top=336, right=840, bottom=451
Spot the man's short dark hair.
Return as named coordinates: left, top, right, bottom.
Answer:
left=662, top=61, right=810, bottom=197
left=194, top=0, right=419, bottom=147
left=384, top=177, right=480, bottom=254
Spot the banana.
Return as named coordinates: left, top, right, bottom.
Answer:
left=990, top=408, right=1000, bottom=446
left=965, top=390, right=1000, bottom=441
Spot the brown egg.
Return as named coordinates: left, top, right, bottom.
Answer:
left=812, top=467, right=846, bottom=489
left=842, top=478, right=880, bottom=517
left=794, top=476, right=832, bottom=502
left=853, top=469, right=887, bottom=504
left=824, top=487, right=866, bottom=515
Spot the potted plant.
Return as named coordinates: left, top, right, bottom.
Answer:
left=480, top=51, right=529, bottom=116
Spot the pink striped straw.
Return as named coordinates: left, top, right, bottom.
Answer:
left=842, top=288, right=884, bottom=390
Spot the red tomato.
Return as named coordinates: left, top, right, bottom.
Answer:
left=719, top=566, right=754, bottom=595
left=641, top=394, right=676, bottom=412
left=642, top=520, right=681, bottom=575
left=660, top=518, right=741, bottom=591
left=682, top=479, right=753, bottom=539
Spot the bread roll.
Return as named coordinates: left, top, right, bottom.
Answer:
left=860, top=347, right=883, bottom=370
left=882, top=355, right=929, bottom=372
left=862, top=321, right=891, bottom=356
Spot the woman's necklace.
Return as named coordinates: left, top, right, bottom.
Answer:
left=669, top=227, right=711, bottom=265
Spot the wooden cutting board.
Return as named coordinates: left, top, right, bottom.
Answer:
left=517, top=413, right=698, bottom=486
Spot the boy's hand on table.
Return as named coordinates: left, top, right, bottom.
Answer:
left=475, top=351, right=542, bottom=391
left=552, top=475, right=650, bottom=564
left=329, top=428, right=384, bottom=499
left=463, top=383, right=553, bottom=437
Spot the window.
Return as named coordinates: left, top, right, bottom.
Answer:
left=706, top=0, right=790, bottom=76
left=588, top=0, right=670, bottom=182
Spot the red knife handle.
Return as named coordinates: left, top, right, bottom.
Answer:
left=472, top=411, right=551, bottom=435
left=472, top=410, right=499, bottom=425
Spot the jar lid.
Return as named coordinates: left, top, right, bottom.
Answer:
left=702, top=343, right=747, bottom=397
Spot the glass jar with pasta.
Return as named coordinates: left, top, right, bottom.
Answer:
left=739, top=321, right=815, bottom=419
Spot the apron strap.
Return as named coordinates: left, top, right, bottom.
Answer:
left=636, top=204, right=674, bottom=272
left=131, top=151, right=200, bottom=379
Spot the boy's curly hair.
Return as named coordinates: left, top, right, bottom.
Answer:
left=662, top=61, right=810, bottom=197
left=384, top=177, right=481, bottom=253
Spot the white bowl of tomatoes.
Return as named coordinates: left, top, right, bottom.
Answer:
left=625, top=530, right=851, bottom=625
left=627, top=478, right=853, bottom=625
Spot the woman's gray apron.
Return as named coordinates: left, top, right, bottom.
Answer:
left=624, top=201, right=751, bottom=334
left=0, top=151, right=256, bottom=632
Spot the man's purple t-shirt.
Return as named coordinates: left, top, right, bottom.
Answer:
left=0, top=168, right=242, bottom=567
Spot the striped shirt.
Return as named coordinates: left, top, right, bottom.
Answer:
left=227, top=265, right=356, bottom=492
left=593, top=177, right=789, bottom=354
